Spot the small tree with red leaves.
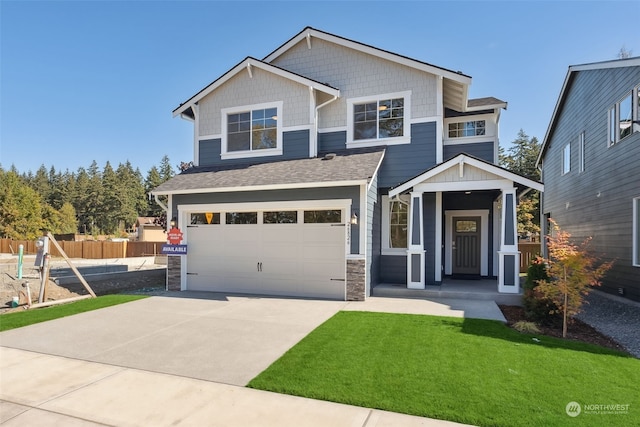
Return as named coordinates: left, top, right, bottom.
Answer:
left=535, top=220, right=614, bottom=338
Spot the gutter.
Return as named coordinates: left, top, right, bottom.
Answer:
left=313, top=92, right=339, bottom=157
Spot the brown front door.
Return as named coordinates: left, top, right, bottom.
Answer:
left=452, top=217, right=481, bottom=276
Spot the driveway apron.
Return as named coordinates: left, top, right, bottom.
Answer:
left=0, top=293, right=346, bottom=386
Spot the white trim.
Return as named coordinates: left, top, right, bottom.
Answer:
left=173, top=57, right=340, bottom=117
left=444, top=209, right=489, bottom=276
left=221, top=101, right=283, bottom=160
left=381, top=194, right=409, bottom=256
left=414, top=179, right=515, bottom=193
left=318, top=126, right=347, bottom=134
left=346, top=91, right=412, bottom=148
left=283, top=124, right=314, bottom=133
left=411, top=116, right=439, bottom=125
left=359, top=184, right=366, bottom=255
left=192, top=105, right=200, bottom=167
left=634, top=197, right=640, bottom=267
left=199, top=133, right=222, bottom=141
left=579, top=131, right=585, bottom=173
left=389, top=154, right=544, bottom=197
left=264, top=28, right=472, bottom=85
left=436, top=76, right=443, bottom=163
left=152, top=179, right=368, bottom=196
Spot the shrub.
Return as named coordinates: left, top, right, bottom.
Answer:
left=513, top=321, right=541, bottom=334
left=523, top=257, right=561, bottom=327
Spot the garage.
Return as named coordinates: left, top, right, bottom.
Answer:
left=182, top=201, right=348, bottom=300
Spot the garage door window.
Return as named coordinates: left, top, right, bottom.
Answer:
left=226, top=212, right=258, bottom=224
left=304, top=210, right=342, bottom=223
left=190, top=213, right=221, bottom=225
left=264, top=211, right=298, bottom=224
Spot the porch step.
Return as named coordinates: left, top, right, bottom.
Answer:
left=372, top=283, right=523, bottom=306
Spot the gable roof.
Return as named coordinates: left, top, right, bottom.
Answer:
left=173, top=56, right=341, bottom=119
left=151, top=147, right=385, bottom=195
left=264, top=27, right=473, bottom=112
left=537, top=56, right=640, bottom=166
left=389, top=153, right=543, bottom=198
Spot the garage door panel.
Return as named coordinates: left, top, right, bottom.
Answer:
left=185, top=206, right=347, bottom=300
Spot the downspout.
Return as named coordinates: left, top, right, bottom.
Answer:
left=313, top=91, right=338, bottom=157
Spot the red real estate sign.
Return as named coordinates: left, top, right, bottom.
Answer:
left=167, top=227, right=183, bottom=245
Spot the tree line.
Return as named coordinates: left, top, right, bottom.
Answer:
left=1, top=130, right=541, bottom=241
left=1, top=156, right=176, bottom=239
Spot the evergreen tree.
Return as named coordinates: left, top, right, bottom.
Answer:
left=0, top=168, right=46, bottom=239
left=100, top=161, right=119, bottom=233
left=144, top=165, right=164, bottom=217
left=158, top=155, right=175, bottom=181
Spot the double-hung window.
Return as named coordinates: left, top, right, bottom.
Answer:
left=347, top=91, right=411, bottom=147
left=222, top=102, right=282, bottom=159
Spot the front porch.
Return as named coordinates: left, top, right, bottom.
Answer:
left=372, top=277, right=523, bottom=306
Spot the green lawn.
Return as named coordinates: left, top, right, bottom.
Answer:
left=0, top=294, right=148, bottom=332
left=249, top=311, right=639, bottom=427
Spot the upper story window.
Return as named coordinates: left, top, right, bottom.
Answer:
left=562, top=142, right=571, bottom=175
left=222, top=102, right=283, bottom=159
left=608, top=85, right=640, bottom=147
left=347, top=91, right=411, bottom=148
left=448, top=120, right=486, bottom=138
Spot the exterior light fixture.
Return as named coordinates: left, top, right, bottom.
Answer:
left=170, top=217, right=177, bottom=228
left=350, top=212, right=358, bottom=225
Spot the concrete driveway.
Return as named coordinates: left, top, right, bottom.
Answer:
left=0, top=292, right=346, bottom=386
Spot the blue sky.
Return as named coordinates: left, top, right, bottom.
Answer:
left=1, top=1, right=638, bottom=177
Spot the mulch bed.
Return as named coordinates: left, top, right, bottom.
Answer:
left=499, top=305, right=629, bottom=354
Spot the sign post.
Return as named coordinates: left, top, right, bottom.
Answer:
left=162, top=226, right=187, bottom=255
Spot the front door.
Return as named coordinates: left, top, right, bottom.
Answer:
left=452, top=217, right=481, bottom=276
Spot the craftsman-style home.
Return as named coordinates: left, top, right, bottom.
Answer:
left=152, top=27, right=543, bottom=300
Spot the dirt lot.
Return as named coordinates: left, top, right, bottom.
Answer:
left=0, top=258, right=166, bottom=314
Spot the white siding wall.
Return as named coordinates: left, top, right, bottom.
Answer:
left=271, top=38, right=438, bottom=129
left=198, top=68, right=311, bottom=136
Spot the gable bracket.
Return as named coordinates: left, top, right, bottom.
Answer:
left=459, top=158, right=464, bottom=178
left=246, top=63, right=253, bottom=79
left=306, top=33, right=312, bottom=49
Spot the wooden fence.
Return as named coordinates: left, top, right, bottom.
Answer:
left=519, top=242, right=541, bottom=273
left=0, top=239, right=165, bottom=259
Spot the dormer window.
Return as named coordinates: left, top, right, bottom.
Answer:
left=222, top=101, right=283, bottom=159
left=347, top=91, right=411, bottom=147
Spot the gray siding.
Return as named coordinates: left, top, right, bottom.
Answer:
left=541, top=64, right=640, bottom=301
left=378, top=122, right=437, bottom=188
left=379, top=255, right=406, bottom=283
left=172, top=186, right=361, bottom=254
left=198, top=129, right=310, bottom=167
left=444, top=142, right=494, bottom=163
left=423, top=193, right=437, bottom=285
left=318, top=131, right=347, bottom=153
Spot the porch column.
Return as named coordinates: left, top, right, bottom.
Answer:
left=407, top=191, right=425, bottom=289
left=498, top=188, right=520, bottom=293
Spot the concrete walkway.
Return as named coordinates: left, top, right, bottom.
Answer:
left=0, top=293, right=497, bottom=426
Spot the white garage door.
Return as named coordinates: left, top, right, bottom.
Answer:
left=184, top=208, right=346, bottom=300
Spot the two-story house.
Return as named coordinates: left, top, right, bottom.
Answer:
left=152, top=27, right=543, bottom=301
left=537, top=57, right=640, bottom=302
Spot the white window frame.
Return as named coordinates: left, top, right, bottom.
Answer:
left=381, top=194, right=410, bottom=255
left=608, top=86, right=640, bottom=147
left=579, top=132, right=585, bottom=173
left=634, top=197, right=640, bottom=267
left=562, top=142, right=571, bottom=175
left=346, top=91, right=411, bottom=148
left=221, top=101, right=283, bottom=160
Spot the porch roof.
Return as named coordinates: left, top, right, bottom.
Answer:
left=388, top=153, right=544, bottom=197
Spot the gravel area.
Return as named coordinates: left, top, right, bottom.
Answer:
left=576, top=291, right=640, bottom=358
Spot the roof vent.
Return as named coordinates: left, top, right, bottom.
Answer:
left=323, top=153, right=336, bottom=160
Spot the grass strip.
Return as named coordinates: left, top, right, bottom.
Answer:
left=249, top=311, right=638, bottom=427
left=0, top=294, right=148, bottom=332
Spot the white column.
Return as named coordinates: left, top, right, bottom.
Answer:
left=407, top=191, right=425, bottom=289
left=498, top=188, right=520, bottom=293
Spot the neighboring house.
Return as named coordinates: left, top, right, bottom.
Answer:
left=134, top=217, right=165, bottom=242
left=152, top=27, right=543, bottom=301
left=537, top=57, right=640, bottom=302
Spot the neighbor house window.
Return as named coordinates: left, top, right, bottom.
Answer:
left=448, top=120, right=486, bottom=138
left=562, top=143, right=571, bottom=175
left=608, top=86, right=640, bottom=146
left=347, top=91, right=411, bottom=147
left=222, top=102, right=282, bottom=159
left=381, top=195, right=408, bottom=254
left=579, top=132, right=585, bottom=172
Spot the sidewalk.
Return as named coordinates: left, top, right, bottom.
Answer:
left=0, top=347, right=472, bottom=426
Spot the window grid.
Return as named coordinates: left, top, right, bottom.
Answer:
left=353, top=98, right=404, bottom=141
left=227, top=107, right=278, bottom=153
left=448, top=120, right=486, bottom=138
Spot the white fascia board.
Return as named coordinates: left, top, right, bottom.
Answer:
left=466, top=101, right=508, bottom=112
left=389, top=154, right=544, bottom=197
left=569, top=57, right=640, bottom=72
left=367, top=149, right=386, bottom=192
left=414, top=179, right=514, bottom=193
left=172, top=57, right=340, bottom=118
left=151, top=179, right=368, bottom=196
left=264, top=28, right=472, bottom=86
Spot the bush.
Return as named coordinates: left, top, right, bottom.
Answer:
left=523, top=257, right=561, bottom=327
left=513, top=321, right=541, bottom=334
